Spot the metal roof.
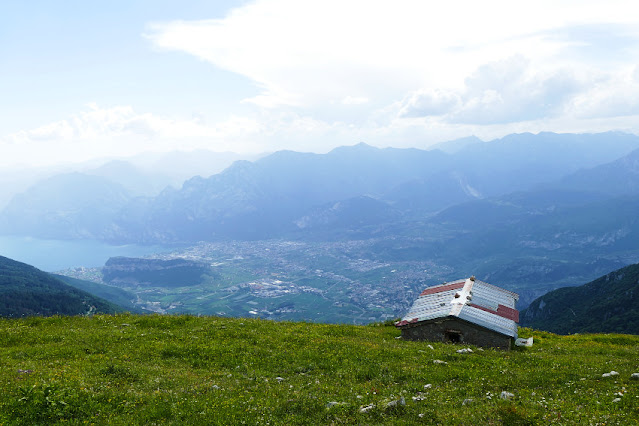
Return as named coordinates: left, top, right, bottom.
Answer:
left=397, top=277, right=519, bottom=338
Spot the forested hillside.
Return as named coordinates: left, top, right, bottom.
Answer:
left=0, top=256, right=124, bottom=317
left=521, top=263, right=639, bottom=334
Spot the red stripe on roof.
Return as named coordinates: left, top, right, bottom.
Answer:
left=496, top=305, right=519, bottom=322
left=470, top=303, right=519, bottom=323
left=420, top=282, right=465, bottom=297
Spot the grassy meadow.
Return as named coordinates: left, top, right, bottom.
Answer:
left=0, top=314, right=638, bottom=425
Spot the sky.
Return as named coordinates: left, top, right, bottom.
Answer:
left=2, top=0, right=639, bottom=167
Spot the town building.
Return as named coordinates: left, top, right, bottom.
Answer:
left=396, top=277, right=519, bottom=350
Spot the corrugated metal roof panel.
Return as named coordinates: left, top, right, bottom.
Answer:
left=472, top=279, right=519, bottom=305
left=420, top=281, right=465, bottom=296
left=496, top=305, right=519, bottom=322
left=403, top=304, right=451, bottom=323
left=401, top=288, right=458, bottom=322
left=457, top=305, right=518, bottom=337
left=470, top=303, right=520, bottom=322
left=469, top=295, right=499, bottom=311
left=470, top=281, right=517, bottom=309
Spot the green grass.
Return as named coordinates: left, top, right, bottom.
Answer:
left=1, top=316, right=638, bottom=425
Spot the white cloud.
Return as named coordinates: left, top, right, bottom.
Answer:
left=566, top=67, right=639, bottom=118
left=397, top=56, right=586, bottom=124
left=399, top=89, right=461, bottom=118
left=5, top=1, right=639, bottom=168
left=0, top=104, right=267, bottom=167
left=146, top=0, right=639, bottom=123
left=341, top=96, right=369, bottom=106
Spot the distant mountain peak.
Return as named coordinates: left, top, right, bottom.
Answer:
left=328, top=142, right=378, bottom=154
left=429, top=136, right=483, bottom=154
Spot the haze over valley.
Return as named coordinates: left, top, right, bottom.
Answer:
left=3, top=1, right=639, bottom=329
left=2, top=131, right=639, bottom=324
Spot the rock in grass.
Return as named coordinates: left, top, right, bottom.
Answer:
left=500, top=391, right=515, bottom=400
left=462, top=398, right=474, bottom=405
left=456, top=348, right=473, bottom=354
left=602, top=371, right=619, bottom=378
left=412, top=392, right=427, bottom=401
left=612, top=398, right=622, bottom=403
left=433, top=360, right=448, bottom=365
left=359, top=404, right=375, bottom=413
left=386, top=397, right=406, bottom=408
left=630, top=373, right=639, bottom=380
left=326, top=401, right=343, bottom=408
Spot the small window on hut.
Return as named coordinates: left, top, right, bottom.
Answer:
left=445, top=330, right=462, bottom=343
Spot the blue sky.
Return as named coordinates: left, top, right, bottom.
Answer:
left=2, top=0, right=639, bottom=167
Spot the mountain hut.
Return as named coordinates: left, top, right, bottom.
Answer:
left=396, top=277, right=519, bottom=350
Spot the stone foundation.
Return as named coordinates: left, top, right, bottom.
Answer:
left=400, top=317, right=513, bottom=350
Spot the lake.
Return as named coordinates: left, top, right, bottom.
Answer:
left=0, top=236, right=170, bottom=272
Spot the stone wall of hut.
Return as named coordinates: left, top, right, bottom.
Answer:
left=400, top=317, right=513, bottom=350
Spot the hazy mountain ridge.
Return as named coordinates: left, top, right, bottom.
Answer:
left=85, top=160, right=174, bottom=196
left=0, top=173, right=132, bottom=240
left=0, top=150, right=260, bottom=237
left=3, top=132, right=639, bottom=244
left=107, top=132, right=639, bottom=243
left=553, top=146, right=639, bottom=196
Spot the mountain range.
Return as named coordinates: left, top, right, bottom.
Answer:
left=3, top=131, right=639, bottom=244
left=3, top=131, right=639, bottom=317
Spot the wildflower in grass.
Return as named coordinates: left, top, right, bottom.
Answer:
left=500, top=391, right=514, bottom=400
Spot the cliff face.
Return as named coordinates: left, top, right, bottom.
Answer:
left=521, top=263, right=639, bottom=335
left=102, top=257, right=210, bottom=288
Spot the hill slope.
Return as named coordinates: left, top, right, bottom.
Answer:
left=52, top=273, right=141, bottom=313
left=521, top=262, right=639, bottom=334
left=0, top=315, right=637, bottom=424
left=0, top=255, right=125, bottom=317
